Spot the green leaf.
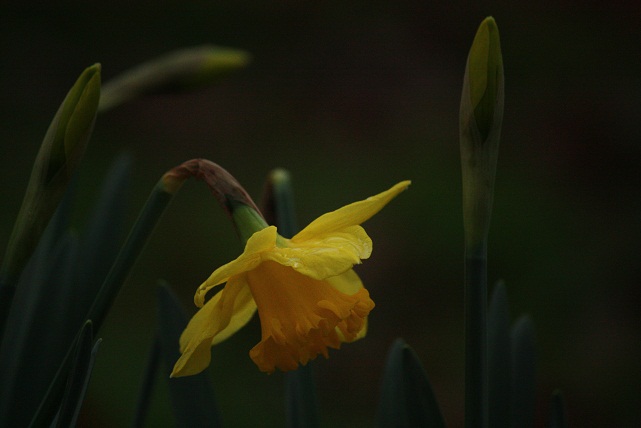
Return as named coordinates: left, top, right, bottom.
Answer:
left=488, top=281, right=511, bottom=428
left=26, top=167, right=175, bottom=427
left=76, top=153, right=131, bottom=309
left=0, top=230, right=79, bottom=427
left=0, top=178, right=74, bottom=342
left=156, top=283, right=222, bottom=427
left=378, top=338, right=446, bottom=428
left=132, top=337, right=162, bottom=428
left=511, top=316, right=536, bottom=428
left=0, top=157, right=131, bottom=426
left=54, top=321, right=101, bottom=428
left=548, top=390, right=567, bottom=428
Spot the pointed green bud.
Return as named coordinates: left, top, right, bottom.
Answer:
left=99, top=45, right=251, bottom=111
left=48, top=64, right=102, bottom=179
left=468, top=17, right=503, bottom=141
left=1, top=64, right=101, bottom=284
left=459, top=17, right=504, bottom=248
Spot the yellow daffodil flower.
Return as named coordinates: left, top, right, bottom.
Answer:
left=171, top=180, right=410, bottom=376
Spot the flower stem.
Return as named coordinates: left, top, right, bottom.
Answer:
left=465, top=241, right=488, bottom=428
left=86, top=182, right=174, bottom=331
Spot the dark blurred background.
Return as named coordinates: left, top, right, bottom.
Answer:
left=2, top=1, right=640, bottom=427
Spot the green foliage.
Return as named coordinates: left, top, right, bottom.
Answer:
left=511, top=316, right=537, bottom=428
left=377, top=339, right=446, bottom=428
left=0, top=19, right=575, bottom=428
left=0, top=46, right=251, bottom=426
left=54, top=322, right=102, bottom=428
left=0, top=201, right=77, bottom=426
left=0, top=154, right=131, bottom=426
left=488, top=283, right=542, bottom=428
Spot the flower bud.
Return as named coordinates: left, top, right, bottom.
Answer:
left=1, top=64, right=101, bottom=283
left=99, top=45, right=251, bottom=111
left=459, top=17, right=504, bottom=247
left=467, top=17, right=503, bottom=141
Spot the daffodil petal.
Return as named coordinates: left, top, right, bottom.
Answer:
left=292, top=181, right=410, bottom=243
left=326, top=268, right=364, bottom=295
left=194, top=226, right=277, bottom=306
left=212, top=281, right=257, bottom=345
left=266, top=226, right=372, bottom=280
left=171, top=276, right=255, bottom=377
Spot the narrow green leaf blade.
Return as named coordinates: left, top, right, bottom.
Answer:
left=488, top=281, right=511, bottom=428
left=54, top=321, right=101, bottom=428
left=0, top=183, right=74, bottom=342
left=0, top=229, right=79, bottom=427
left=76, top=153, right=131, bottom=309
left=132, top=337, right=162, bottom=428
left=157, top=283, right=222, bottom=427
left=377, top=338, right=446, bottom=428
left=511, top=316, right=536, bottom=428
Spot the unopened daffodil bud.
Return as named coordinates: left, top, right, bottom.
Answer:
left=460, top=17, right=504, bottom=248
left=99, top=45, right=251, bottom=111
left=1, top=64, right=101, bottom=284
left=467, top=17, right=503, bottom=142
